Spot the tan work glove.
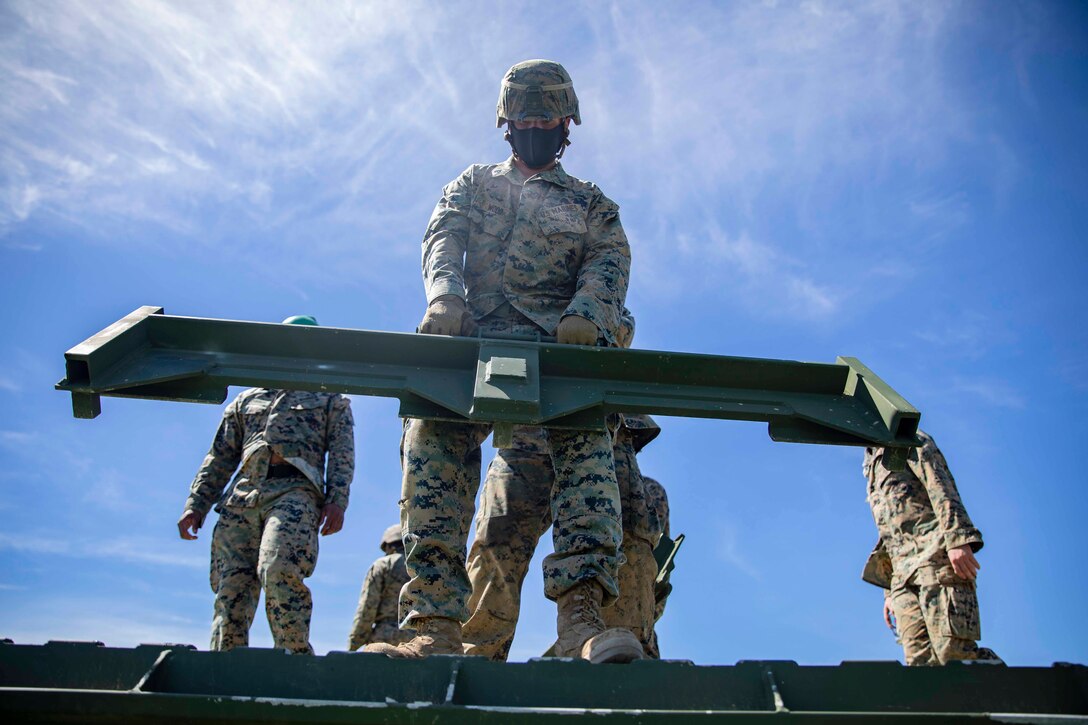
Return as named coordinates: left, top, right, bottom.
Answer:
left=420, top=295, right=476, bottom=336
left=556, top=315, right=599, bottom=345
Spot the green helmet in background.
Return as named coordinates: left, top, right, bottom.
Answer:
left=496, top=59, right=581, bottom=128
left=282, top=315, right=319, bottom=326
left=380, top=524, right=402, bottom=552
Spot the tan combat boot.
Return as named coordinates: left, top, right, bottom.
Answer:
left=362, top=617, right=463, bottom=658
left=555, top=581, right=645, bottom=664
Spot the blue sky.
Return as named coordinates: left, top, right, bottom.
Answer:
left=1, top=0, right=1086, bottom=666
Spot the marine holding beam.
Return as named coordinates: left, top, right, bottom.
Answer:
left=55, top=306, right=920, bottom=461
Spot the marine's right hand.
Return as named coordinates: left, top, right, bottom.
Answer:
left=419, top=295, right=475, bottom=336
left=178, top=511, right=202, bottom=540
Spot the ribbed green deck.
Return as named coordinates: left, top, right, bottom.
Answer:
left=1, top=642, right=1085, bottom=723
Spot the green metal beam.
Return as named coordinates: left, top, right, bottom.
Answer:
left=1, top=642, right=1085, bottom=723
left=56, top=306, right=920, bottom=450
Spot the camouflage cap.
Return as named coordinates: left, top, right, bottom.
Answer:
left=624, top=415, right=661, bottom=453
left=380, top=524, right=402, bottom=551
left=496, top=59, right=581, bottom=128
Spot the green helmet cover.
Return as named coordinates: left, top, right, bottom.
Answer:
left=496, top=59, right=581, bottom=128
left=282, top=315, right=319, bottom=326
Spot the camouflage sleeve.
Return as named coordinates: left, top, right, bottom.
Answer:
left=421, top=166, right=476, bottom=304
left=644, top=476, right=670, bottom=541
left=908, top=436, right=983, bottom=553
left=323, top=395, right=355, bottom=511
left=184, top=399, right=244, bottom=519
left=562, top=191, right=631, bottom=344
left=347, top=562, right=384, bottom=650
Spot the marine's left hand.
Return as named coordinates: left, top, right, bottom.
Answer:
left=948, top=544, right=980, bottom=581
left=320, top=503, right=345, bottom=536
left=557, top=315, right=599, bottom=345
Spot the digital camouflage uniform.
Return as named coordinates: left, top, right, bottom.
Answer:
left=184, top=388, right=354, bottom=654
left=861, top=429, right=997, bottom=666
left=399, top=154, right=631, bottom=630
left=348, top=551, right=411, bottom=650
left=462, top=415, right=662, bottom=660
left=642, top=475, right=670, bottom=658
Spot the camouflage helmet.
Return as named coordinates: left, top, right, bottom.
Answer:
left=624, top=415, right=661, bottom=453
left=496, top=59, right=581, bottom=128
left=380, top=524, right=402, bottom=551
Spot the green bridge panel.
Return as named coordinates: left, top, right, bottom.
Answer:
left=56, top=307, right=921, bottom=453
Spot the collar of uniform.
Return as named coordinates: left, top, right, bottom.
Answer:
left=492, top=157, right=573, bottom=189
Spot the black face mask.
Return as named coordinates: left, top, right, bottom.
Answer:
left=507, top=123, right=566, bottom=169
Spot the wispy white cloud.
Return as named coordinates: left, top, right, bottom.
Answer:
left=691, top=225, right=842, bottom=320
left=0, top=0, right=1006, bottom=308
left=913, top=309, right=1019, bottom=357
left=0, top=429, right=36, bottom=444
left=3, top=605, right=207, bottom=649
left=908, top=192, right=973, bottom=242
left=949, top=376, right=1027, bottom=410
left=714, top=521, right=762, bottom=581
left=0, top=532, right=204, bottom=569
left=81, top=469, right=141, bottom=512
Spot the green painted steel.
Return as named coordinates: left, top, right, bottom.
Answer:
left=1, top=642, right=1085, bottom=723
left=55, top=307, right=920, bottom=452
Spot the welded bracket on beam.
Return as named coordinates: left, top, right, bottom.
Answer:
left=56, top=307, right=921, bottom=452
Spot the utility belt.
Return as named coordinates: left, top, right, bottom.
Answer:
left=266, top=462, right=304, bottom=479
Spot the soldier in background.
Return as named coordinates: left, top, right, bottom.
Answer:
left=861, top=429, right=1001, bottom=665
left=642, top=475, right=670, bottom=659
left=348, top=524, right=411, bottom=651
left=460, top=415, right=666, bottom=661
left=365, top=59, right=638, bottom=663
left=599, top=416, right=666, bottom=657
left=177, top=315, right=355, bottom=655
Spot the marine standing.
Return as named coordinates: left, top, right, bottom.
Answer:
left=642, top=474, right=671, bottom=658
left=364, top=59, right=641, bottom=663
left=862, top=429, right=1000, bottom=665
left=348, top=524, right=411, bottom=650
left=460, top=413, right=664, bottom=660
left=177, top=315, right=355, bottom=654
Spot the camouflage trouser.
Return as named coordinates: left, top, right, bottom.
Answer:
left=462, top=445, right=553, bottom=660
left=399, top=418, right=621, bottom=627
left=602, top=537, right=657, bottom=657
left=209, top=486, right=320, bottom=654
left=462, top=437, right=658, bottom=660
left=891, top=581, right=997, bottom=665
left=607, top=431, right=661, bottom=658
